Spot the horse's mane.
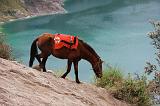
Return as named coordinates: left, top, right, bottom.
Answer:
left=79, top=39, right=100, bottom=59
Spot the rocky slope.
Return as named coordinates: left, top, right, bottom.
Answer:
left=21, top=0, right=65, bottom=15
left=0, top=0, right=65, bottom=22
left=0, top=58, right=129, bottom=106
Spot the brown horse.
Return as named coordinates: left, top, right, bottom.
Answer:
left=29, top=33, right=103, bottom=83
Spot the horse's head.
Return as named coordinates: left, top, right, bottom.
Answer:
left=93, top=58, right=103, bottom=78
left=79, top=39, right=103, bottom=78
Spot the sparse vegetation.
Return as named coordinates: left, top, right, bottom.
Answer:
left=145, top=20, right=160, bottom=105
left=94, top=66, right=151, bottom=106
left=95, top=66, right=123, bottom=89
left=114, top=74, right=151, bottom=106
left=0, top=32, right=12, bottom=59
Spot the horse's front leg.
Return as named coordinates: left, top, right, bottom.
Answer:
left=61, top=60, right=72, bottom=78
left=73, top=61, right=80, bottom=83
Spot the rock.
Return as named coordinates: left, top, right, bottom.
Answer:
left=32, top=65, right=42, bottom=71
left=0, top=58, right=130, bottom=106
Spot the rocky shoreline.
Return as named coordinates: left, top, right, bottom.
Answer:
left=0, top=0, right=66, bottom=23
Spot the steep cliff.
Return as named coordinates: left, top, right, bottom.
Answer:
left=0, top=58, right=129, bottom=106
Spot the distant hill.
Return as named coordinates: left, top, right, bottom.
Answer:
left=0, top=0, right=65, bottom=22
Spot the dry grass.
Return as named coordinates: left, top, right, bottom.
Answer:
left=0, top=33, right=12, bottom=59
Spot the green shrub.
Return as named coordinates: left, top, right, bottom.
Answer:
left=146, top=20, right=160, bottom=105
left=94, top=66, right=151, bottom=106
left=95, top=66, right=123, bottom=88
left=115, top=75, right=151, bottom=106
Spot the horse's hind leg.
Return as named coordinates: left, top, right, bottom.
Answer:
left=61, top=60, right=72, bottom=78
left=35, top=54, right=41, bottom=64
left=38, top=52, right=50, bottom=72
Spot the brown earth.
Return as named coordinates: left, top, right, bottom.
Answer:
left=0, top=58, right=130, bottom=106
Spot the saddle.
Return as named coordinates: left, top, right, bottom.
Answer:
left=54, top=33, right=78, bottom=49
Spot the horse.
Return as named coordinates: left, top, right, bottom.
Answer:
left=29, top=33, right=103, bottom=83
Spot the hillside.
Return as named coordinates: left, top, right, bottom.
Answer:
left=0, top=0, right=65, bottom=22
left=0, top=58, right=129, bottom=106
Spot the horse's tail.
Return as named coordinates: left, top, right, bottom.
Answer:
left=29, top=38, right=38, bottom=67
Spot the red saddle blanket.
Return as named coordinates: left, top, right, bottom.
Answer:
left=54, top=33, right=78, bottom=49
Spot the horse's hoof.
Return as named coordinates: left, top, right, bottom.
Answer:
left=43, top=69, right=47, bottom=72
left=76, top=80, right=81, bottom=84
left=61, top=76, right=65, bottom=79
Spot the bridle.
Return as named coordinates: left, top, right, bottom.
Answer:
left=91, top=58, right=103, bottom=70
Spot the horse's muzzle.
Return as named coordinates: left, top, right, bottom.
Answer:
left=97, top=73, right=102, bottom=78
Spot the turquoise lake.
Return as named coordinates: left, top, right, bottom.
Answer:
left=2, top=0, right=160, bottom=82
